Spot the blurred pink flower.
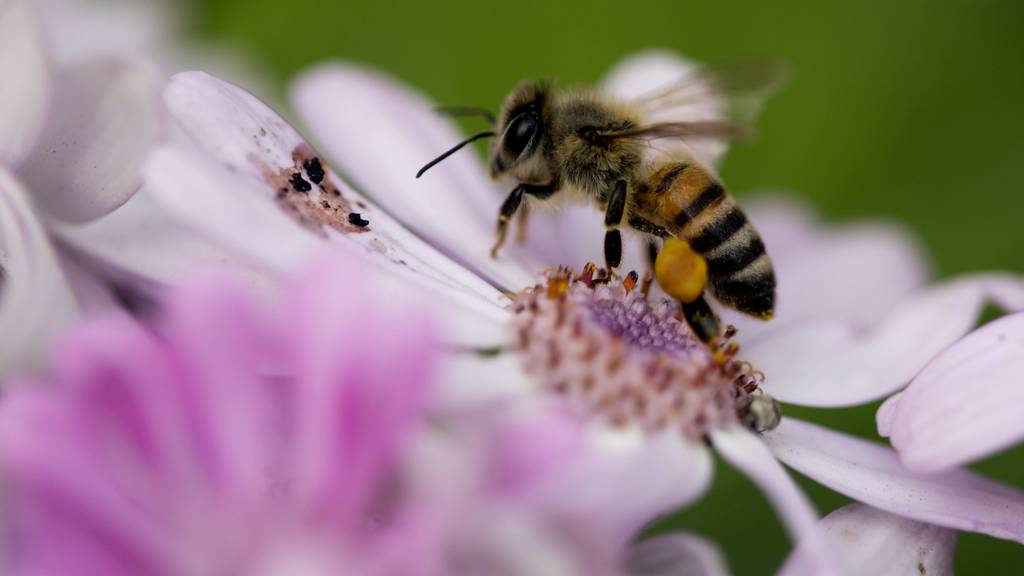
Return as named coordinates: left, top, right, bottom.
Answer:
left=0, top=253, right=697, bottom=575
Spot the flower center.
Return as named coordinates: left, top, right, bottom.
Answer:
left=510, top=266, right=779, bottom=440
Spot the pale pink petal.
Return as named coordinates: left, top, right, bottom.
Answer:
left=56, top=250, right=122, bottom=315
left=164, top=71, right=518, bottom=305
left=783, top=504, right=955, bottom=576
left=54, top=188, right=277, bottom=295
left=518, top=203, right=650, bottom=273
left=875, top=391, right=904, bottom=438
left=143, top=146, right=325, bottom=275
left=712, top=426, right=836, bottom=575
left=145, top=145, right=511, bottom=347
left=887, top=313, right=1024, bottom=472
left=0, top=168, right=78, bottom=376
left=764, top=417, right=1024, bottom=542
left=722, top=199, right=929, bottom=341
left=600, top=50, right=728, bottom=168
left=20, top=59, right=162, bottom=222
left=0, top=0, right=52, bottom=166
left=542, top=428, right=713, bottom=536
left=433, top=352, right=535, bottom=415
left=36, top=0, right=175, bottom=63
left=625, top=532, right=730, bottom=576
left=752, top=274, right=1024, bottom=407
left=289, top=63, right=538, bottom=289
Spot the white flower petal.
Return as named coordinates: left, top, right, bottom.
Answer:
left=289, top=64, right=539, bottom=290
left=874, top=391, right=903, bottom=438
left=0, top=168, right=78, bottom=376
left=783, top=503, right=955, bottom=576
left=752, top=274, right=1024, bottom=407
left=55, top=250, right=122, bottom=315
left=563, top=429, right=714, bottom=534
left=20, top=59, right=162, bottom=222
left=764, top=417, right=1024, bottom=543
left=163, top=70, right=511, bottom=308
left=626, top=532, right=731, bottom=576
left=35, top=0, right=175, bottom=63
left=600, top=50, right=728, bottom=168
left=433, top=352, right=533, bottom=416
left=517, top=203, right=650, bottom=273
left=712, top=426, right=836, bottom=575
left=887, top=313, right=1024, bottom=472
left=0, top=0, right=52, bottom=166
left=55, top=187, right=277, bottom=294
left=144, top=146, right=325, bottom=275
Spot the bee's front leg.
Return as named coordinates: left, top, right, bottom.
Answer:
left=491, top=184, right=524, bottom=259
left=492, top=183, right=556, bottom=259
left=603, top=180, right=628, bottom=272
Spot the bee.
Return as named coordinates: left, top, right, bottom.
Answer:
left=417, top=63, right=782, bottom=344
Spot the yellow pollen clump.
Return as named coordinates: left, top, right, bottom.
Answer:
left=654, top=238, right=707, bottom=304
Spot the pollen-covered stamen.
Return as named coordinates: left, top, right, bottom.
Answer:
left=511, top=266, right=780, bottom=440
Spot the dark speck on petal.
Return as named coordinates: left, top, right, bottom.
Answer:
left=289, top=173, right=312, bottom=193
left=303, top=157, right=326, bottom=184
left=348, top=213, right=370, bottom=227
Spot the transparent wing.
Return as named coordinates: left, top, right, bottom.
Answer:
left=602, top=53, right=785, bottom=167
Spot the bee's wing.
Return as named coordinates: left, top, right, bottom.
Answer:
left=605, top=56, right=785, bottom=167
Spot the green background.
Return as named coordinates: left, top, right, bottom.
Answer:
left=193, top=0, right=1024, bottom=572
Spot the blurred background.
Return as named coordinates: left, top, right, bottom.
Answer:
left=189, top=0, right=1024, bottom=572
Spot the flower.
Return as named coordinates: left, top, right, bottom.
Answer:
left=1, top=252, right=705, bottom=576
left=46, top=44, right=1024, bottom=568
left=286, top=50, right=1024, bottom=548
left=878, top=311, right=1024, bottom=473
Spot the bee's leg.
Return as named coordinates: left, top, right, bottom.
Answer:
left=682, top=295, right=721, bottom=344
left=653, top=237, right=720, bottom=344
left=646, top=239, right=660, bottom=271
left=603, top=180, right=628, bottom=272
left=515, top=202, right=531, bottom=245
left=625, top=215, right=670, bottom=275
left=491, top=184, right=525, bottom=259
left=492, top=183, right=556, bottom=258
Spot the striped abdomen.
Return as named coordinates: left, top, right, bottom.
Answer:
left=643, top=163, right=775, bottom=319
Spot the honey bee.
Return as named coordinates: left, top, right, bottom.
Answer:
left=417, top=63, right=782, bottom=344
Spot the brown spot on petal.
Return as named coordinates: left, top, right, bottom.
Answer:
left=262, top=144, right=371, bottom=237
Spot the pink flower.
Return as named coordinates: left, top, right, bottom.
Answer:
left=0, top=253, right=683, bottom=575
left=45, top=43, right=1024, bottom=570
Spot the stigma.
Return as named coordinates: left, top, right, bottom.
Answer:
left=510, top=265, right=780, bottom=440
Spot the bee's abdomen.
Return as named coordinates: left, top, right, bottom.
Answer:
left=650, top=163, right=775, bottom=319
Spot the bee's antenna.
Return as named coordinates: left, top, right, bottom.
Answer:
left=416, top=131, right=495, bottom=178
left=435, top=106, right=496, bottom=125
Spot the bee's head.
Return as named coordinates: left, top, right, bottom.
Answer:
left=416, top=81, right=551, bottom=183
left=489, top=81, right=550, bottom=181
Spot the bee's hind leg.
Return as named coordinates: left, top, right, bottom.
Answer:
left=653, top=237, right=721, bottom=345
left=603, top=180, right=628, bottom=273
left=681, top=295, right=722, bottom=344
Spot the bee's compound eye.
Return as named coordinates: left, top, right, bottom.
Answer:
left=504, top=114, right=538, bottom=157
